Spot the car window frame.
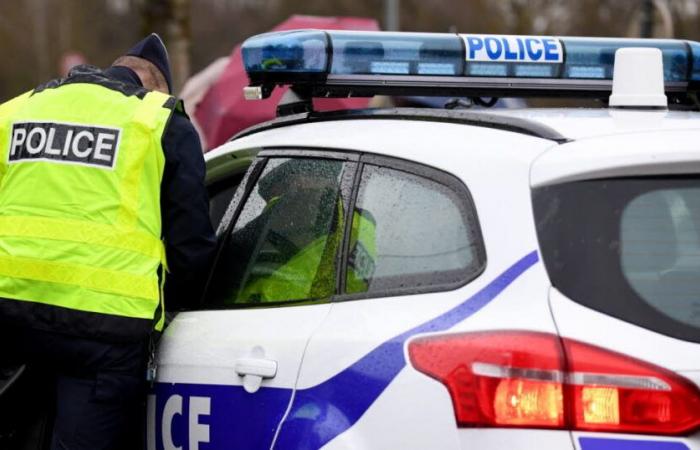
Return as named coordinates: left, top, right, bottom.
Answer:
left=193, top=157, right=267, bottom=310
left=214, top=157, right=268, bottom=237
left=199, top=147, right=487, bottom=310
left=207, top=172, right=248, bottom=230
left=333, top=153, right=487, bottom=303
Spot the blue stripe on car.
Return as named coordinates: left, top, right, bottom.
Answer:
left=154, top=251, right=539, bottom=450
left=274, top=250, right=539, bottom=449
left=579, top=437, right=689, bottom=450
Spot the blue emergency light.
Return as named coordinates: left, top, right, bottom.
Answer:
left=241, top=30, right=700, bottom=101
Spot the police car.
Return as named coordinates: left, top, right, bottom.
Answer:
left=149, top=31, right=700, bottom=450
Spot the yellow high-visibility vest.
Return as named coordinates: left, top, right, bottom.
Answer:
left=0, top=68, right=175, bottom=341
left=237, top=198, right=377, bottom=303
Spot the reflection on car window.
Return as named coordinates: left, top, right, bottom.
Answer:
left=207, top=158, right=349, bottom=306
left=534, top=177, right=700, bottom=342
left=346, top=164, right=483, bottom=294
left=621, top=187, right=700, bottom=327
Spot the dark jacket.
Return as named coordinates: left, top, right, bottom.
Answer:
left=102, top=66, right=217, bottom=311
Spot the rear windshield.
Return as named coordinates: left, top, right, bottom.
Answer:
left=533, top=177, right=700, bottom=343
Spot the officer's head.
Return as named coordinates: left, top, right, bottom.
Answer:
left=112, top=33, right=172, bottom=94
left=258, top=160, right=341, bottom=203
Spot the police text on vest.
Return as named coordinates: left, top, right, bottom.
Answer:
left=8, top=122, right=121, bottom=169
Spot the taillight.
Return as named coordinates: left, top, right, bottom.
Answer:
left=408, top=331, right=700, bottom=435
left=564, top=338, right=700, bottom=435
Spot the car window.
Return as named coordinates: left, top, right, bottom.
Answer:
left=205, top=157, right=354, bottom=307
left=621, top=187, right=700, bottom=327
left=533, top=177, right=700, bottom=343
left=345, top=163, right=485, bottom=295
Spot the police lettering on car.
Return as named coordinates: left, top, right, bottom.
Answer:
left=8, top=121, right=121, bottom=169
left=462, top=34, right=563, bottom=63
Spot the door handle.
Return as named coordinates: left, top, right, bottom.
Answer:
left=235, top=357, right=277, bottom=393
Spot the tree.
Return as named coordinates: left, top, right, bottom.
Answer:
left=141, top=0, right=192, bottom=92
left=4, top=0, right=700, bottom=102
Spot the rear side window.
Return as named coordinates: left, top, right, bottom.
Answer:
left=534, top=177, right=700, bottom=342
left=344, top=163, right=485, bottom=296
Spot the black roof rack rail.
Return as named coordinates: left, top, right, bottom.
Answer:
left=231, top=107, right=570, bottom=144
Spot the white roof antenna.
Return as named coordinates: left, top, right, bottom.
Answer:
left=609, top=47, right=668, bottom=109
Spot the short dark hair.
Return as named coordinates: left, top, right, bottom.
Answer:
left=112, top=55, right=168, bottom=93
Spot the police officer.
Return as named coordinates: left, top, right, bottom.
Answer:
left=0, top=34, right=215, bottom=449
left=228, top=160, right=376, bottom=302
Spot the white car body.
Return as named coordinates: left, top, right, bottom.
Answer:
left=148, top=107, right=700, bottom=450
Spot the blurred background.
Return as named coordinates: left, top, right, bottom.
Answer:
left=2, top=0, right=700, bottom=146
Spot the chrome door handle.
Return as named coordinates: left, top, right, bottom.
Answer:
left=235, top=357, right=277, bottom=393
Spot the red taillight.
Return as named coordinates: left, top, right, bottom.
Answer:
left=407, top=331, right=700, bottom=435
left=564, top=338, right=700, bottom=435
left=407, top=331, right=565, bottom=428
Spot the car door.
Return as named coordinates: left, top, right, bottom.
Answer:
left=148, top=150, right=359, bottom=450
left=271, top=154, right=553, bottom=450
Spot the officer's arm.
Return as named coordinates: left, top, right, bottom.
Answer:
left=160, top=112, right=217, bottom=311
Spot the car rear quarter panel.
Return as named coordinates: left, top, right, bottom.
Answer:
left=530, top=129, right=700, bottom=188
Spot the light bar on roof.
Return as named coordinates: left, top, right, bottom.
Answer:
left=241, top=30, right=700, bottom=100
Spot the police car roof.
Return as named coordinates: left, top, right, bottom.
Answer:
left=211, top=106, right=700, bottom=195
left=235, top=29, right=700, bottom=144
left=482, top=107, right=700, bottom=140
left=229, top=106, right=700, bottom=144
